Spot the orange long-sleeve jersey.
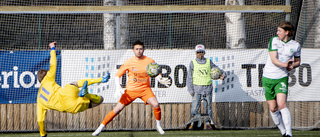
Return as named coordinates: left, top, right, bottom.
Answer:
left=116, top=55, right=155, bottom=92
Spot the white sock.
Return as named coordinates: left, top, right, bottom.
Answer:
left=270, top=110, right=286, bottom=135
left=155, top=120, right=165, bottom=135
left=156, top=120, right=161, bottom=127
left=96, top=124, right=105, bottom=132
left=280, top=107, right=292, bottom=136
left=92, top=124, right=105, bottom=136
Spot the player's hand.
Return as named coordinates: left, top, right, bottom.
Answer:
left=114, top=85, right=124, bottom=100
left=156, top=75, right=171, bottom=87
left=49, top=42, right=56, bottom=48
left=286, top=59, right=294, bottom=71
left=220, top=75, right=226, bottom=80
left=190, top=92, right=194, bottom=97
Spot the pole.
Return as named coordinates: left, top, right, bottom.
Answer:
left=285, top=0, right=291, bottom=21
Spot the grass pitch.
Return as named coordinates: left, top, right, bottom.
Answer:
left=1, top=129, right=320, bottom=137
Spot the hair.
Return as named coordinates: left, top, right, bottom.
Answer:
left=278, top=21, right=294, bottom=37
left=132, top=40, right=144, bottom=49
left=37, top=69, right=48, bottom=83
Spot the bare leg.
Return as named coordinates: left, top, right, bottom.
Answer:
left=147, top=97, right=164, bottom=135
left=92, top=102, right=125, bottom=136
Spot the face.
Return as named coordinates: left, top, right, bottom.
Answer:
left=133, top=44, right=144, bottom=58
left=196, top=51, right=205, bottom=59
left=277, top=27, right=288, bottom=41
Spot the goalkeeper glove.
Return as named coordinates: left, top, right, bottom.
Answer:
left=114, top=76, right=125, bottom=100
left=114, top=85, right=125, bottom=100
left=156, top=75, right=171, bottom=87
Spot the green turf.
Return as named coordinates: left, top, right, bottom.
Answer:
left=1, top=130, right=319, bottom=137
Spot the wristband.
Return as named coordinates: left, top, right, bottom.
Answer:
left=51, top=47, right=55, bottom=50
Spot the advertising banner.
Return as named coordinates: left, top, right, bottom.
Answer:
left=62, top=49, right=318, bottom=103
left=1, top=49, right=316, bottom=104
left=0, top=51, right=61, bottom=104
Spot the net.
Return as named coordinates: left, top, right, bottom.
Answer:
left=1, top=0, right=319, bottom=134
left=0, top=0, right=301, bottom=50
left=295, top=0, right=320, bottom=48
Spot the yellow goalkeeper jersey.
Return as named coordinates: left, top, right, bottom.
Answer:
left=37, top=50, right=90, bottom=136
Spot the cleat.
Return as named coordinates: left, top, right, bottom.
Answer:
left=92, top=130, right=100, bottom=136
left=92, top=124, right=105, bottom=136
left=78, top=81, right=88, bottom=97
left=283, top=134, right=292, bottom=137
left=206, top=124, right=213, bottom=130
left=101, top=72, right=110, bottom=83
left=156, top=125, right=165, bottom=135
left=188, top=124, right=194, bottom=130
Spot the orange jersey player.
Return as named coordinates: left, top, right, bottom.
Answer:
left=92, top=40, right=170, bottom=136
left=116, top=55, right=154, bottom=92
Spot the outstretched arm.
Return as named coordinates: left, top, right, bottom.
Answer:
left=46, top=42, right=57, bottom=81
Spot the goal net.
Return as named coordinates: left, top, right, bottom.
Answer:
left=1, top=0, right=319, bottom=133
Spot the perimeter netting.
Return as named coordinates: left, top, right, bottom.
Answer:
left=1, top=0, right=320, bottom=133
left=0, top=0, right=302, bottom=50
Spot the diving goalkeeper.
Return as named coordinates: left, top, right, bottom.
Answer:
left=36, top=42, right=110, bottom=137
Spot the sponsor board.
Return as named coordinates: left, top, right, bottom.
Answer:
left=62, top=49, right=318, bottom=103
left=0, top=51, right=61, bottom=103
left=0, top=49, right=317, bottom=103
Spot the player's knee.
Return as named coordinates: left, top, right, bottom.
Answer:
left=89, top=96, right=104, bottom=108
left=113, top=103, right=125, bottom=114
left=152, top=102, right=160, bottom=108
left=147, top=97, right=159, bottom=108
left=278, top=105, right=286, bottom=110
left=270, top=107, right=278, bottom=113
left=99, top=96, right=104, bottom=105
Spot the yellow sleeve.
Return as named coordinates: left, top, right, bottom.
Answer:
left=45, top=50, right=57, bottom=81
left=37, top=103, right=47, bottom=136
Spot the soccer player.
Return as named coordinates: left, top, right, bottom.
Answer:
left=262, top=21, right=301, bottom=137
left=37, top=42, right=110, bottom=137
left=186, top=44, right=226, bottom=130
left=92, top=40, right=170, bottom=136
